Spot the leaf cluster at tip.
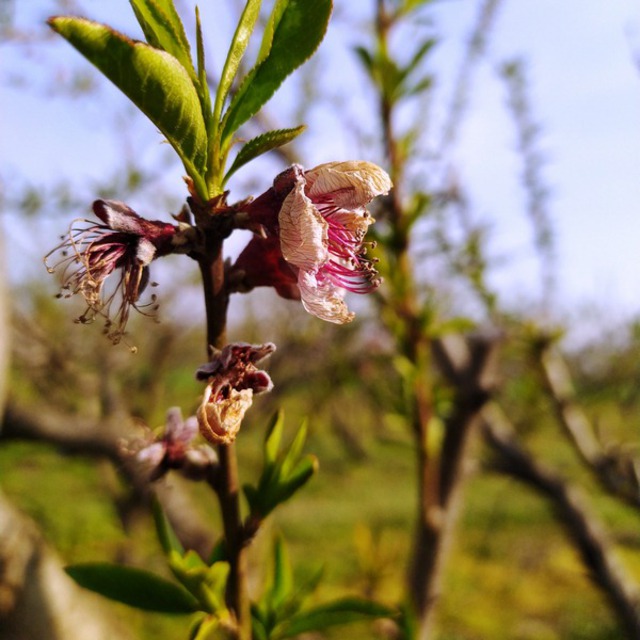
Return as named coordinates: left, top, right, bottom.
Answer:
left=48, top=0, right=333, bottom=200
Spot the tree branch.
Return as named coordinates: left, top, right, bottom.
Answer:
left=482, top=402, right=640, bottom=638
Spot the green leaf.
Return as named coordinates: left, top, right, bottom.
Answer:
left=270, top=537, right=293, bottom=609
left=65, top=562, right=200, bottom=613
left=256, top=0, right=288, bottom=64
left=129, top=0, right=196, bottom=81
left=49, top=17, right=208, bottom=197
left=264, top=410, right=285, bottom=466
left=151, top=498, right=185, bottom=557
left=279, top=598, right=396, bottom=638
left=224, top=126, right=305, bottom=183
left=195, top=6, right=212, bottom=118
left=214, top=0, right=262, bottom=124
left=275, top=455, right=317, bottom=505
left=221, top=0, right=332, bottom=143
left=280, top=419, right=307, bottom=476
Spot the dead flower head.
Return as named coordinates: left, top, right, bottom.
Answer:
left=196, top=342, right=275, bottom=445
left=44, top=199, right=178, bottom=345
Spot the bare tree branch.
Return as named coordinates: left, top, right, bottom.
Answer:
left=482, top=402, right=640, bottom=638
left=534, top=339, right=640, bottom=510
left=1, top=401, right=215, bottom=560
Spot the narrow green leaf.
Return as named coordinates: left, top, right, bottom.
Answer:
left=214, top=0, right=262, bottom=124
left=251, top=612, right=270, bottom=640
left=49, top=17, right=208, bottom=196
left=129, top=0, right=196, bottom=81
left=280, top=420, right=308, bottom=476
left=256, top=0, right=288, bottom=64
left=274, top=455, right=317, bottom=506
left=400, top=39, right=435, bottom=82
left=279, top=598, right=396, bottom=637
left=65, top=562, right=200, bottom=613
left=264, top=409, right=285, bottom=466
left=221, top=0, right=333, bottom=143
left=195, top=6, right=212, bottom=118
left=224, top=125, right=305, bottom=183
left=151, top=498, right=185, bottom=557
left=353, top=45, right=374, bottom=75
left=271, top=537, right=293, bottom=608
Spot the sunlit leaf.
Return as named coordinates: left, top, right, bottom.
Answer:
left=264, top=409, right=285, bottom=466
left=221, top=0, right=332, bottom=143
left=48, top=17, right=208, bottom=196
left=270, top=537, right=292, bottom=609
left=129, top=0, right=196, bottom=81
left=65, top=562, right=200, bottom=613
left=214, top=0, right=262, bottom=123
left=224, top=126, right=305, bottom=183
left=256, top=0, right=288, bottom=65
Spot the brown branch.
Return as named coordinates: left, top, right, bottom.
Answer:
left=481, top=403, right=640, bottom=638
left=1, top=401, right=215, bottom=560
left=535, top=340, right=640, bottom=510
left=408, top=332, right=500, bottom=639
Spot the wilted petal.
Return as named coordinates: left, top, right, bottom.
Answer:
left=195, top=342, right=276, bottom=445
left=305, top=161, right=392, bottom=209
left=298, top=270, right=354, bottom=324
left=278, top=180, right=328, bottom=271
left=197, top=384, right=254, bottom=445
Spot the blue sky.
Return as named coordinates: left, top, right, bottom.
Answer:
left=2, top=0, right=640, bottom=334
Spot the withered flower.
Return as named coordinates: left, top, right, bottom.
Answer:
left=196, top=343, right=275, bottom=445
left=132, top=407, right=217, bottom=481
left=45, top=199, right=178, bottom=344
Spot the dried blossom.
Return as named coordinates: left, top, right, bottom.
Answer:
left=196, top=343, right=275, bottom=445
left=44, top=199, right=178, bottom=344
left=132, top=407, right=217, bottom=481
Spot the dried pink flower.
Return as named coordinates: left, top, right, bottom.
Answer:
left=45, top=199, right=178, bottom=344
left=196, top=343, right=275, bottom=445
left=133, top=407, right=217, bottom=481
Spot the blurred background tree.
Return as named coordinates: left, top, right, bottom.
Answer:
left=2, top=0, right=640, bottom=639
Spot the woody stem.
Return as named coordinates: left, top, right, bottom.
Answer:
left=199, top=240, right=251, bottom=640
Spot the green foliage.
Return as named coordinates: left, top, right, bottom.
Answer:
left=251, top=537, right=396, bottom=639
left=151, top=497, right=185, bottom=557
left=129, top=0, right=197, bottom=82
left=224, top=126, right=306, bottom=184
left=65, top=562, right=200, bottom=613
left=49, top=0, right=332, bottom=198
left=220, top=0, right=333, bottom=144
left=244, top=411, right=318, bottom=520
left=48, top=17, right=209, bottom=198
left=214, top=0, right=263, bottom=126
